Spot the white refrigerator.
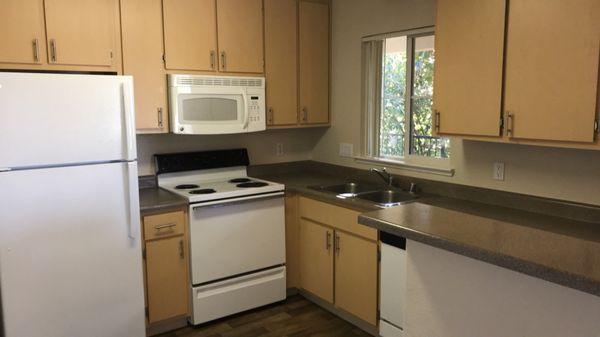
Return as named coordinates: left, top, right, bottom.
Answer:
left=0, top=73, right=146, bottom=337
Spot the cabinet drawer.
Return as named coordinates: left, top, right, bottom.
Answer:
left=143, top=211, right=185, bottom=240
left=298, top=197, right=377, bottom=241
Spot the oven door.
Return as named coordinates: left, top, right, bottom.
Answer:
left=171, top=88, right=249, bottom=135
left=189, top=193, right=285, bottom=285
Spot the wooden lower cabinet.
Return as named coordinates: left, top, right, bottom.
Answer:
left=142, top=210, right=190, bottom=325
left=334, top=231, right=378, bottom=325
left=298, top=197, right=378, bottom=327
left=299, top=218, right=334, bottom=303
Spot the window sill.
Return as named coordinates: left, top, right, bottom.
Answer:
left=354, top=156, right=455, bottom=177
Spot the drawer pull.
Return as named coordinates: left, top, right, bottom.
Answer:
left=154, top=223, right=177, bottom=232
left=179, top=239, right=184, bottom=259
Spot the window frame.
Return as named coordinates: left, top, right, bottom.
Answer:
left=360, top=27, right=453, bottom=175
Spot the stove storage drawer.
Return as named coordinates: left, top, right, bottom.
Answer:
left=191, top=266, right=286, bottom=325
left=143, top=211, right=185, bottom=240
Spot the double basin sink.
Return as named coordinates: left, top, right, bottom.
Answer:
left=310, top=182, right=418, bottom=208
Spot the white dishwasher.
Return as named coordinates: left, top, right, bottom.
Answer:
left=379, top=232, right=407, bottom=337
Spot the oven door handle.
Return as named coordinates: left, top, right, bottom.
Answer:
left=191, top=191, right=284, bottom=210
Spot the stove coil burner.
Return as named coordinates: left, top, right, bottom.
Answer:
left=236, top=182, right=269, bottom=188
left=175, top=184, right=200, bottom=189
left=189, top=189, right=217, bottom=194
left=229, top=178, right=252, bottom=183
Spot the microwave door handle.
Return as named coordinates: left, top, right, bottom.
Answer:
left=242, top=91, right=249, bottom=129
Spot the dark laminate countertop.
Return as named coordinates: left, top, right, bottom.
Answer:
left=359, top=197, right=600, bottom=297
left=139, top=164, right=600, bottom=296
left=139, top=187, right=188, bottom=214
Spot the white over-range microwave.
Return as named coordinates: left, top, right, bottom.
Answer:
left=168, top=74, right=266, bottom=135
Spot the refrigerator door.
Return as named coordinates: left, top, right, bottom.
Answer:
left=0, top=162, right=145, bottom=337
left=0, top=72, right=136, bottom=169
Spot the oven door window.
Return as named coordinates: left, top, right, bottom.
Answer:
left=179, top=94, right=243, bottom=123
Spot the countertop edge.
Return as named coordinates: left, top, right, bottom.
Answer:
left=359, top=214, right=600, bottom=298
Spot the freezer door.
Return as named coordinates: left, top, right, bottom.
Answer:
left=0, top=162, right=145, bottom=337
left=0, top=72, right=136, bottom=169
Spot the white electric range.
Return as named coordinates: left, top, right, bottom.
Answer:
left=155, top=149, right=286, bottom=325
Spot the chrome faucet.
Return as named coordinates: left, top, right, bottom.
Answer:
left=371, top=167, right=393, bottom=186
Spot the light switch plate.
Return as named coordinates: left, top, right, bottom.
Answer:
left=493, top=162, right=505, bottom=181
left=339, top=143, right=354, bottom=157
left=276, top=143, right=284, bottom=156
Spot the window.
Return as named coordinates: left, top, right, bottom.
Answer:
left=362, top=28, right=450, bottom=167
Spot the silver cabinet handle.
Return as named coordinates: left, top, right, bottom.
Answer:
left=434, top=110, right=441, bottom=133
left=334, top=233, right=340, bottom=256
left=210, top=50, right=216, bottom=70
left=301, top=107, right=308, bottom=122
left=326, top=231, right=331, bottom=251
left=157, top=107, right=163, bottom=128
left=154, top=223, right=176, bottom=231
left=179, top=239, right=184, bottom=260
left=49, top=39, right=57, bottom=62
left=32, top=39, right=39, bottom=63
left=268, top=107, right=274, bottom=124
left=220, top=51, right=226, bottom=70
left=507, top=112, right=514, bottom=138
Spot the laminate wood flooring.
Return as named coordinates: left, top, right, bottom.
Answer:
left=157, top=296, right=372, bottom=337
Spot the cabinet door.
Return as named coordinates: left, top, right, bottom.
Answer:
left=433, top=0, right=506, bottom=136
left=299, top=219, right=334, bottom=303
left=334, top=231, right=378, bottom=325
left=504, top=0, right=600, bottom=143
left=0, top=0, right=46, bottom=65
left=265, top=0, right=298, bottom=125
left=44, top=0, right=118, bottom=67
left=145, top=235, right=189, bottom=323
left=217, top=0, right=264, bottom=73
left=163, top=0, right=218, bottom=71
left=121, top=0, right=168, bottom=133
left=299, top=1, right=329, bottom=124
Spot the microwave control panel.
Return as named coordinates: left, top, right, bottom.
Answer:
left=248, top=96, right=261, bottom=122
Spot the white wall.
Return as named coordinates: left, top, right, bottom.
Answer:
left=406, top=241, right=600, bottom=337
left=312, top=0, right=600, bottom=206
left=136, top=128, right=325, bottom=175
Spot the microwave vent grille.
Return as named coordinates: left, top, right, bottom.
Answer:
left=175, top=76, right=263, bottom=87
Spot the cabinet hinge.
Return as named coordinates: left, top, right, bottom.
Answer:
left=377, top=248, right=381, bottom=262
left=162, top=53, right=166, bottom=64
left=595, top=119, right=599, bottom=132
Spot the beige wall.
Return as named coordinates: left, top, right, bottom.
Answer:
left=136, top=128, right=324, bottom=175
left=312, top=0, right=600, bottom=206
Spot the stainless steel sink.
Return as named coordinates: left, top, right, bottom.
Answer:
left=356, top=189, right=418, bottom=207
left=313, top=182, right=380, bottom=198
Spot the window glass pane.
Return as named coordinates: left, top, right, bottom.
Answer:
left=380, top=36, right=407, bottom=158
left=410, top=35, right=450, bottom=158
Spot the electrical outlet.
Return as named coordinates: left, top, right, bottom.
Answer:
left=493, top=162, right=505, bottom=181
left=276, top=143, right=284, bottom=156
left=339, top=143, right=354, bottom=157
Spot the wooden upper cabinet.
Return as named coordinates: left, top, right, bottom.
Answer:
left=44, top=0, right=118, bottom=67
left=433, top=0, right=506, bottom=137
left=299, top=1, right=330, bottom=124
left=299, top=219, right=334, bottom=304
left=504, top=0, right=600, bottom=143
left=217, top=0, right=264, bottom=73
left=0, top=0, right=46, bottom=65
left=334, top=231, right=378, bottom=325
left=121, top=0, right=168, bottom=133
left=163, top=0, right=218, bottom=71
left=265, top=0, right=298, bottom=125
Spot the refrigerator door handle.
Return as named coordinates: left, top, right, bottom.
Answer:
left=121, top=80, right=136, bottom=160
left=126, top=161, right=140, bottom=239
